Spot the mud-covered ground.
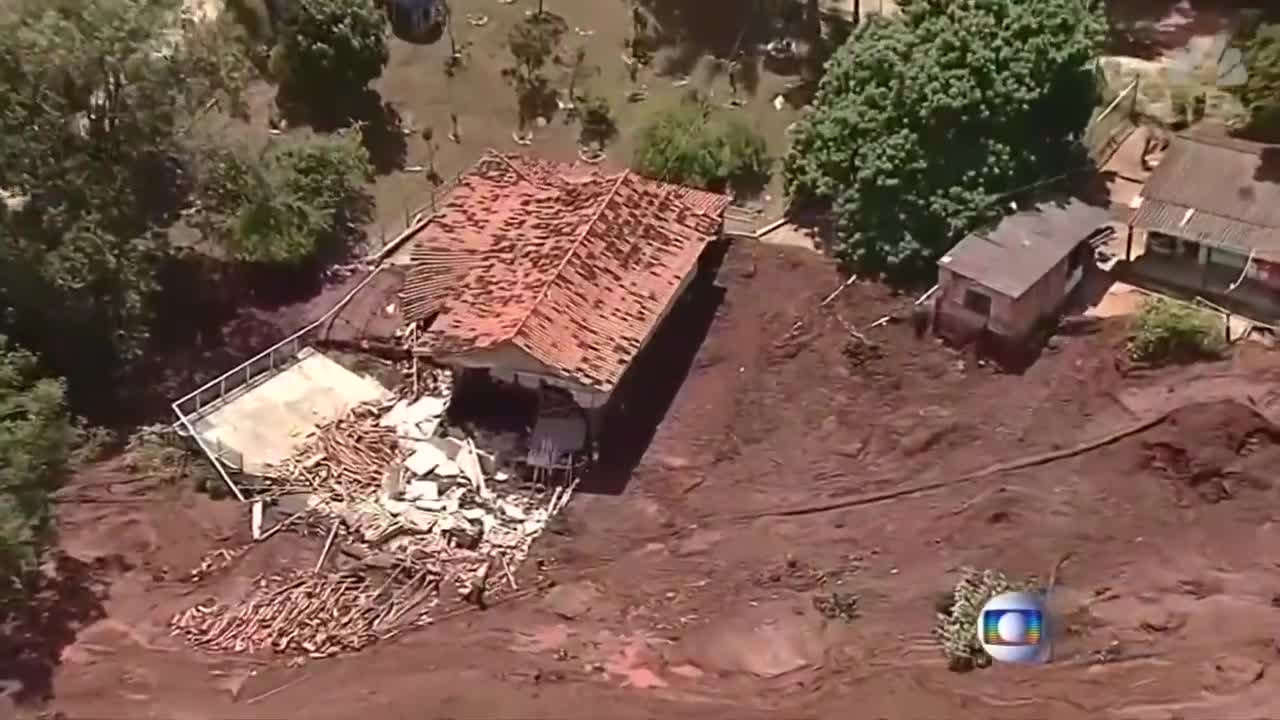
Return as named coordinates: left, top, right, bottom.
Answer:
left=13, top=242, right=1280, bottom=720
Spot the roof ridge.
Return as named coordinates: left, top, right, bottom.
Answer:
left=1179, top=131, right=1273, bottom=156
left=1144, top=196, right=1275, bottom=231
left=507, top=168, right=631, bottom=347
left=492, top=151, right=539, bottom=184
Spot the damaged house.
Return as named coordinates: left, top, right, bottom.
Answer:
left=400, top=151, right=731, bottom=470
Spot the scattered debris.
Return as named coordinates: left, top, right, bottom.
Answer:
left=172, top=366, right=580, bottom=657
left=753, top=556, right=825, bottom=592
left=765, top=38, right=797, bottom=61
left=812, top=592, right=859, bottom=622
left=186, top=547, right=250, bottom=584
left=466, top=13, right=489, bottom=26
left=578, top=147, right=606, bottom=164
left=170, top=568, right=440, bottom=657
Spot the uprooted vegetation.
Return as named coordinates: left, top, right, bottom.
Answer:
left=934, top=566, right=1036, bottom=672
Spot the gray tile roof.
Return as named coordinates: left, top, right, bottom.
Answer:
left=1132, top=130, right=1280, bottom=261
left=938, top=199, right=1110, bottom=299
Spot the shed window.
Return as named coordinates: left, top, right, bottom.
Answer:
left=963, top=289, right=992, bottom=317
left=1149, top=232, right=1178, bottom=254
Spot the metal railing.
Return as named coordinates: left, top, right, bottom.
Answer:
left=170, top=200, right=448, bottom=502
left=1086, top=78, right=1139, bottom=166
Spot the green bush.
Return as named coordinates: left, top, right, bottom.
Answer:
left=578, top=95, right=617, bottom=149
left=632, top=100, right=771, bottom=194
left=1129, top=296, right=1227, bottom=363
left=0, top=337, right=74, bottom=596
left=195, top=130, right=373, bottom=264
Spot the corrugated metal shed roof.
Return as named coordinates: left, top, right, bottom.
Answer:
left=938, top=199, right=1110, bottom=299
left=1133, top=130, right=1280, bottom=260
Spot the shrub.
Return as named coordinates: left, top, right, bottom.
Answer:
left=1129, top=296, right=1227, bottom=364
left=632, top=101, right=771, bottom=194
left=195, top=130, right=373, bottom=264
left=578, top=95, right=617, bottom=148
left=935, top=566, right=1034, bottom=672
left=0, top=337, right=74, bottom=596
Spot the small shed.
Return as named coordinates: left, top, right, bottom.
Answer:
left=934, top=199, right=1111, bottom=350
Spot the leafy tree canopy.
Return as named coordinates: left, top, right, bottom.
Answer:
left=632, top=99, right=770, bottom=194
left=0, top=0, right=251, bottom=394
left=1235, top=22, right=1280, bottom=141
left=784, top=0, right=1105, bottom=281
left=0, top=336, right=73, bottom=595
left=276, top=0, right=389, bottom=107
left=195, top=131, right=373, bottom=264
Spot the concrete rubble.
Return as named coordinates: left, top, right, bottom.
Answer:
left=170, top=365, right=579, bottom=657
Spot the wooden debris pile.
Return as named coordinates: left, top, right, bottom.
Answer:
left=268, top=401, right=405, bottom=499
left=170, top=568, right=439, bottom=658
left=173, top=374, right=580, bottom=658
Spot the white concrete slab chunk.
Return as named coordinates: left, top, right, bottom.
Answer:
left=404, top=442, right=450, bottom=476
left=405, top=479, right=440, bottom=502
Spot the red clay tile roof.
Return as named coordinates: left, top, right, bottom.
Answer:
left=400, top=152, right=729, bottom=393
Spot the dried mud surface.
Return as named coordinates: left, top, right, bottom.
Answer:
left=13, top=243, right=1280, bottom=720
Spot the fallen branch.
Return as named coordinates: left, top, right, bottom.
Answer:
left=834, top=313, right=869, bottom=343
left=780, top=275, right=859, bottom=342
left=314, top=523, right=340, bottom=574
left=244, top=673, right=310, bottom=705
left=257, top=508, right=310, bottom=543
left=739, top=410, right=1174, bottom=520
left=820, top=274, right=857, bottom=307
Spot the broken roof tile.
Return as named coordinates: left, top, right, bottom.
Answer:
left=399, top=151, right=730, bottom=392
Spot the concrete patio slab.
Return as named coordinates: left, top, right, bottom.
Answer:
left=191, top=347, right=392, bottom=475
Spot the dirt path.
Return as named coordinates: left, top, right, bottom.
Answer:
left=15, top=243, right=1280, bottom=720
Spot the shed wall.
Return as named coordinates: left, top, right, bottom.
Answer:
left=936, top=253, right=1076, bottom=341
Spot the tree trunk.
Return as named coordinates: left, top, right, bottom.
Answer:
left=807, top=0, right=822, bottom=44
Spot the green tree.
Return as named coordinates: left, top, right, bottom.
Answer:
left=505, top=12, right=566, bottom=128
left=1235, top=23, right=1280, bottom=141
left=275, top=0, right=389, bottom=111
left=632, top=99, right=770, bottom=193
left=0, top=337, right=73, bottom=595
left=195, top=131, right=373, bottom=264
left=784, top=0, right=1105, bottom=281
left=0, top=0, right=250, bottom=396
left=578, top=95, right=618, bottom=149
